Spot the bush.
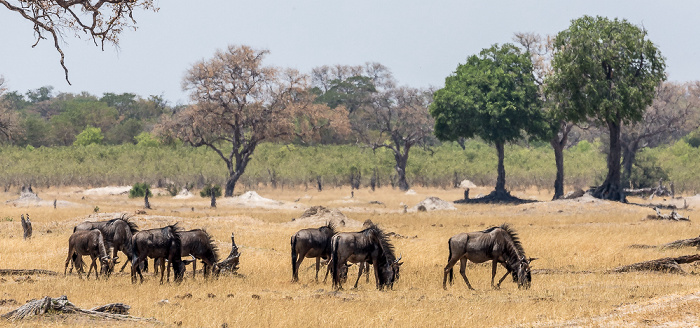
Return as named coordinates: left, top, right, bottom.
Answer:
left=74, top=126, right=104, bottom=146
left=630, top=151, right=669, bottom=188
left=129, top=182, right=152, bottom=198
left=200, top=184, right=222, bottom=198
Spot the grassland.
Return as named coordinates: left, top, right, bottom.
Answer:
left=1, top=186, right=700, bottom=327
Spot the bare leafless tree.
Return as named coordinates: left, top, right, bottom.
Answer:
left=621, top=81, right=700, bottom=186
left=359, top=87, right=434, bottom=191
left=514, top=32, right=576, bottom=199
left=160, top=45, right=348, bottom=196
left=1, top=0, right=157, bottom=84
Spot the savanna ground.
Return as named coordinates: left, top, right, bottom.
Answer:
left=1, top=185, right=700, bottom=327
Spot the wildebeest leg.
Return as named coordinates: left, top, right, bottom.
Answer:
left=64, top=248, right=74, bottom=276
left=495, top=263, right=511, bottom=289
left=353, top=263, right=364, bottom=289
left=192, top=259, right=197, bottom=280
left=315, top=257, right=321, bottom=282
left=491, top=261, right=499, bottom=289
left=459, top=258, right=474, bottom=290
left=323, top=260, right=332, bottom=283
left=118, top=248, right=129, bottom=272
left=365, top=262, right=370, bottom=283
left=87, top=256, right=97, bottom=280
left=293, top=249, right=309, bottom=282
left=372, top=262, right=382, bottom=290
left=160, top=259, right=166, bottom=284
left=442, top=255, right=462, bottom=290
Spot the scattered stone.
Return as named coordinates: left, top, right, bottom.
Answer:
left=207, top=293, right=216, bottom=298
left=175, top=293, right=192, bottom=299
left=251, top=295, right=261, bottom=300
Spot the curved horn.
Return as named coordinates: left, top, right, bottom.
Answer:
left=395, top=253, right=402, bottom=263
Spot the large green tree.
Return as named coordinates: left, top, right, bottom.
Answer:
left=547, top=16, right=666, bottom=201
left=430, top=43, right=546, bottom=199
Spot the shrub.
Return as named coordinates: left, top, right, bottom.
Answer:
left=630, top=151, right=669, bottom=188
left=74, top=126, right=104, bottom=146
left=129, top=182, right=152, bottom=198
left=200, top=184, right=222, bottom=198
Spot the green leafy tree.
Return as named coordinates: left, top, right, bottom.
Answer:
left=129, top=182, right=152, bottom=198
left=134, top=132, right=159, bottom=147
left=430, top=43, right=546, bottom=199
left=73, top=126, right=104, bottom=146
left=547, top=16, right=666, bottom=201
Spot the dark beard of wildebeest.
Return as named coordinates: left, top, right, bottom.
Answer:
left=64, top=229, right=119, bottom=280
left=330, top=223, right=401, bottom=290
left=442, top=224, right=534, bottom=290
left=154, top=229, right=220, bottom=281
left=73, top=214, right=139, bottom=273
left=131, top=223, right=185, bottom=284
left=290, top=222, right=338, bottom=282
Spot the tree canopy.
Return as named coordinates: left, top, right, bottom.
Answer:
left=430, top=43, right=545, bottom=197
left=547, top=15, right=666, bottom=201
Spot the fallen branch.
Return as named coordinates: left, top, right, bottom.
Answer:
left=0, top=269, right=59, bottom=276
left=610, top=254, right=700, bottom=274
left=661, top=236, right=700, bottom=250
left=644, top=207, right=689, bottom=221
left=1, top=296, right=156, bottom=323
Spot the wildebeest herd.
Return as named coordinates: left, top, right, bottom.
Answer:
left=64, top=214, right=533, bottom=291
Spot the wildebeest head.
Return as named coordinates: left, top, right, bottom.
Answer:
left=100, top=256, right=119, bottom=277
left=391, top=254, right=403, bottom=281
left=515, top=257, right=535, bottom=289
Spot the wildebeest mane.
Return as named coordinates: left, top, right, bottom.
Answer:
left=187, top=228, right=219, bottom=261
left=360, top=223, right=396, bottom=260
left=320, top=221, right=338, bottom=235
left=498, top=223, right=525, bottom=257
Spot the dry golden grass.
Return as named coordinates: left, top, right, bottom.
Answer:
left=1, top=186, right=700, bottom=327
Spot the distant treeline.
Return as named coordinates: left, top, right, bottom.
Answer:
left=2, top=139, right=697, bottom=194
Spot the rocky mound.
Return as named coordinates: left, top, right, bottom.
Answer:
left=410, top=197, right=456, bottom=212
left=286, top=206, right=362, bottom=228
left=173, top=188, right=194, bottom=199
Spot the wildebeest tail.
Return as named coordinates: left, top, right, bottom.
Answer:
left=330, top=235, right=340, bottom=288
left=447, top=238, right=454, bottom=285
left=291, top=235, right=298, bottom=279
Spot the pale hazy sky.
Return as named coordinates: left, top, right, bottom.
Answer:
left=1, top=1, right=699, bottom=105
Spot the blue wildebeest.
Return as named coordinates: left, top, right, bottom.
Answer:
left=155, top=228, right=220, bottom=280
left=443, top=223, right=535, bottom=290
left=73, top=214, right=138, bottom=273
left=330, top=223, right=402, bottom=290
left=131, top=224, right=185, bottom=284
left=64, top=229, right=119, bottom=280
left=291, top=222, right=338, bottom=282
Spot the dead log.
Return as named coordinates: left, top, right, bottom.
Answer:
left=661, top=236, right=700, bottom=249
left=1, top=295, right=156, bottom=323
left=0, top=269, right=58, bottom=276
left=216, top=233, right=241, bottom=273
left=89, top=303, right=130, bottom=315
left=611, top=254, right=700, bottom=274
left=644, top=207, right=689, bottom=221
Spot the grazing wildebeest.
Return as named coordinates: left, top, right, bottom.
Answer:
left=347, top=220, right=403, bottom=286
left=73, top=214, right=138, bottom=273
left=131, top=224, right=185, bottom=284
left=155, top=229, right=220, bottom=280
left=64, top=229, right=119, bottom=280
left=443, top=224, right=534, bottom=290
left=291, top=222, right=338, bottom=282
left=330, top=223, right=402, bottom=290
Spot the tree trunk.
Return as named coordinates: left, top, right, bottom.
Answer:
left=144, top=193, right=151, bottom=209
left=495, top=141, right=506, bottom=194
left=210, top=191, right=216, bottom=208
left=395, top=152, right=409, bottom=191
left=224, top=173, right=242, bottom=197
left=593, top=120, right=626, bottom=202
left=551, top=138, right=565, bottom=200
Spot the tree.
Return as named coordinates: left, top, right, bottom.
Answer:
left=0, top=76, right=21, bottom=143
left=163, top=45, right=348, bottom=197
left=621, top=82, right=700, bottom=187
left=2, top=0, right=157, bottom=84
left=430, top=43, right=546, bottom=200
left=547, top=16, right=666, bottom=201
left=359, top=86, right=434, bottom=191
left=514, top=32, right=576, bottom=200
